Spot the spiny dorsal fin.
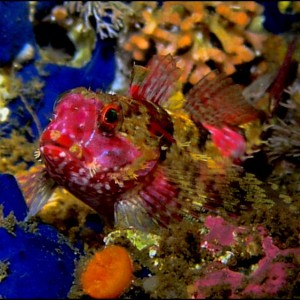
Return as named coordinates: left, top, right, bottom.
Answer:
left=184, top=71, right=260, bottom=127
left=129, top=55, right=181, bottom=106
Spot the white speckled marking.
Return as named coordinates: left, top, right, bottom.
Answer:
left=59, top=151, right=66, bottom=158
left=104, top=182, right=111, bottom=190
left=79, top=168, right=85, bottom=175
left=94, top=183, right=103, bottom=190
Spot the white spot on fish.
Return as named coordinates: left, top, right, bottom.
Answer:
left=94, top=183, right=103, bottom=190
left=79, top=168, right=85, bottom=175
left=58, top=160, right=68, bottom=170
left=59, top=152, right=66, bottom=158
left=81, top=177, right=89, bottom=185
left=104, top=182, right=111, bottom=190
left=69, top=171, right=89, bottom=186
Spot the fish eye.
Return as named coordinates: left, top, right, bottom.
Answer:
left=105, top=108, right=118, bottom=123
left=99, top=103, right=122, bottom=132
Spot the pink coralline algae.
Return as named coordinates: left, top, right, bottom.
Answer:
left=192, top=216, right=300, bottom=299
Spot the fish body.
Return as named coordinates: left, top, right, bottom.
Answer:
left=19, top=55, right=259, bottom=229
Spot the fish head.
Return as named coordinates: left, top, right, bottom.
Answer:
left=39, top=87, right=173, bottom=207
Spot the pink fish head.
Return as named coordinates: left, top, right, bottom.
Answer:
left=39, top=87, right=173, bottom=211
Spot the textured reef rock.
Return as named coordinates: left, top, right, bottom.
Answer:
left=191, top=216, right=300, bottom=298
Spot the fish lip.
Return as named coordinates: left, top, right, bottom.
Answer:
left=40, top=143, right=83, bottom=163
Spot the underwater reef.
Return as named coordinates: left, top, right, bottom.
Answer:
left=0, top=1, right=300, bottom=299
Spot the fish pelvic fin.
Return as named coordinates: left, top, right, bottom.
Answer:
left=114, top=196, right=160, bottom=233
left=129, top=54, right=182, bottom=106
left=115, top=164, right=206, bottom=231
left=16, top=165, right=57, bottom=220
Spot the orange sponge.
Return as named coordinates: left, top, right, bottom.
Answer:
left=80, top=245, right=134, bottom=298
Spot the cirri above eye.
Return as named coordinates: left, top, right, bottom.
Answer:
left=98, top=103, right=122, bottom=132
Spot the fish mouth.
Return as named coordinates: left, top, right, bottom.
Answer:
left=40, top=129, right=85, bottom=161
left=40, top=144, right=81, bottom=164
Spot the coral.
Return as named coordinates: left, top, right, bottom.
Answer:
left=37, top=187, right=104, bottom=248
left=0, top=261, right=9, bottom=283
left=60, top=1, right=133, bottom=39
left=262, top=61, right=300, bottom=165
left=103, top=221, right=204, bottom=299
left=121, top=1, right=268, bottom=84
left=263, top=120, right=300, bottom=163
left=0, top=131, right=37, bottom=175
left=80, top=245, right=134, bottom=298
left=191, top=216, right=300, bottom=299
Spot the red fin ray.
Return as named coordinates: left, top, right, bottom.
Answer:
left=138, top=167, right=182, bottom=227
left=129, top=65, right=148, bottom=100
left=116, top=165, right=206, bottom=229
left=129, top=55, right=181, bottom=106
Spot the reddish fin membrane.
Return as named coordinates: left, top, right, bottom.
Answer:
left=185, top=71, right=260, bottom=127
left=204, top=123, right=246, bottom=160
left=129, top=65, right=148, bottom=100
left=139, top=168, right=182, bottom=227
left=16, top=165, right=57, bottom=220
left=129, top=55, right=181, bottom=106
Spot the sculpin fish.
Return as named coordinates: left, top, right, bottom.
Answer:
left=17, top=55, right=259, bottom=230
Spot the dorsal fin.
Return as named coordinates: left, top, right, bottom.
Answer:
left=129, top=55, right=181, bottom=106
left=184, top=71, right=260, bottom=128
